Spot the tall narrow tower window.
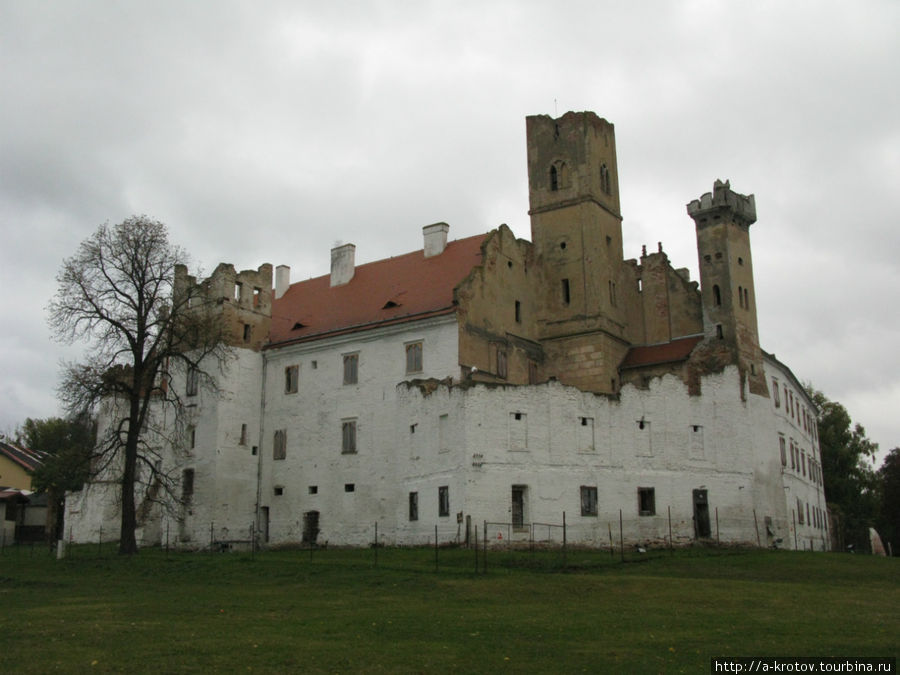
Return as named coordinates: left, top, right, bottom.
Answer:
left=549, top=165, right=559, bottom=191
left=713, top=285, right=722, bottom=306
left=561, top=279, right=571, bottom=305
left=600, top=164, right=611, bottom=195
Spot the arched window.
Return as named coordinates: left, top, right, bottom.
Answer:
left=550, top=165, right=558, bottom=191
left=713, top=284, right=721, bottom=306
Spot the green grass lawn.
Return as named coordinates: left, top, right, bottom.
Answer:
left=1, top=545, right=896, bottom=673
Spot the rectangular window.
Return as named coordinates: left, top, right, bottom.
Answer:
left=562, top=279, right=571, bottom=305
left=438, top=486, right=449, bottom=517
left=497, top=348, right=508, bottom=379
left=438, top=414, right=449, bottom=452
left=274, top=486, right=284, bottom=496
left=186, top=366, right=198, bottom=397
left=273, top=429, right=286, bottom=460
left=515, top=300, right=521, bottom=323
left=181, top=468, right=194, bottom=504
left=344, top=483, right=355, bottom=493
left=409, top=491, right=418, bottom=521
left=580, top=486, right=598, bottom=517
left=243, top=324, right=251, bottom=342
left=253, top=287, right=261, bottom=308
left=797, top=498, right=804, bottom=524
left=233, top=281, right=242, bottom=301
left=342, top=419, right=357, bottom=454
left=343, top=353, right=358, bottom=385
left=638, top=487, right=655, bottom=516
left=285, top=365, right=299, bottom=394
left=779, top=435, right=787, bottom=467
left=239, top=423, right=248, bottom=446
left=308, top=485, right=318, bottom=495
left=772, top=379, right=780, bottom=407
left=405, top=342, right=423, bottom=374
left=189, top=425, right=196, bottom=449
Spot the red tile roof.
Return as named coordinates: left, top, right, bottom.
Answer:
left=0, top=440, right=46, bottom=473
left=269, top=234, right=488, bottom=347
left=619, top=335, right=703, bottom=370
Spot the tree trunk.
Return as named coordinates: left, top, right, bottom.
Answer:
left=118, top=398, right=141, bottom=555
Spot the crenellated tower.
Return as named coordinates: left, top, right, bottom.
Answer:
left=687, top=180, right=766, bottom=395
left=526, top=111, right=629, bottom=393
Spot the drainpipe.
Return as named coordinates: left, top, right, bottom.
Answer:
left=254, top=351, right=268, bottom=545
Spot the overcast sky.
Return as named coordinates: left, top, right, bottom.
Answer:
left=1, top=1, right=898, bottom=466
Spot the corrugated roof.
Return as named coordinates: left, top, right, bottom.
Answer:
left=0, top=441, right=46, bottom=473
left=269, top=234, right=488, bottom=347
left=619, top=335, right=703, bottom=370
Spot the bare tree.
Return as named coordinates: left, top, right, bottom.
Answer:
left=49, top=216, right=228, bottom=554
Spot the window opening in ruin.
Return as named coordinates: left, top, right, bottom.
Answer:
left=550, top=165, right=558, bottom=191
left=285, top=365, right=299, bottom=394
left=342, top=419, right=357, bottom=454
left=240, top=423, right=247, bottom=445
left=511, top=485, right=526, bottom=529
left=738, top=286, right=744, bottom=308
left=515, top=300, right=521, bottom=323
left=186, top=366, right=198, bottom=397
left=243, top=324, right=251, bottom=342
left=580, top=486, right=598, bottom=517
left=638, top=487, right=655, bottom=516
left=309, top=485, right=318, bottom=495
left=497, top=348, right=508, bottom=379
left=716, top=324, right=724, bottom=339
left=560, top=241, right=567, bottom=250
left=409, top=491, right=418, bottom=521
left=181, top=469, right=194, bottom=505
left=274, top=486, right=284, bottom=496
left=343, top=353, right=358, bottom=385
left=251, top=445, right=258, bottom=456
left=273, top=429, right=286, bottom=460
left=738, top=257, right=744, bottom=266
left=234, top=282, right=242, bottom=302
left=253, top=287, right=261, bottom=307
left=344, top=483, right=355, bottom=493
left=562, top=278, right=570, bottom=305
left=608, top=280, right=617, bottom=306
left=406, top=341, right=423, bottom=374
left=438, top=486, right=449, bottom=517
left=713, top=285, right=721, bottom=306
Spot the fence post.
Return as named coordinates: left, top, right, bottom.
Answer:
left=668, top=506, right=673, bottom=553
left=619, top=509, right=624, bottom=562
left=753, top=509, right=761, bottom=548
left=483, top=520, right=487, bottom=574
left=715, top=508, right=720, bottom=546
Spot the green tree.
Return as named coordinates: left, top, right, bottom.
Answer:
left=876, top=447, right=900, bottom=554
left=18, top=415, right=95, bottom=540
left=48, top=216, right=228, bottom=555
left=807, top=387, right=880, bottom=551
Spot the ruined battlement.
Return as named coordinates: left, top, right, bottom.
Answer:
left=687, top=179, right=756, bottom=227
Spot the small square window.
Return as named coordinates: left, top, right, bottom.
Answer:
left=274, top=486, right=284, bottom=496
left=344, top=483, right=355, bottom=493
left=309, top=485, right=318, bottom=495
left=638, top=487, right=655, bottom=516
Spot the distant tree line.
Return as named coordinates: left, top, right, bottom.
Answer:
left=807, top=386, right=898, bottom=554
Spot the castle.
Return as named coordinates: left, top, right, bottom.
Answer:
left=65, top=112, right=828, bottom=551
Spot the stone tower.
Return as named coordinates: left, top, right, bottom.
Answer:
left=526, top=111, right=629, bottom=393
left=687, top=180, right=767, bottom=396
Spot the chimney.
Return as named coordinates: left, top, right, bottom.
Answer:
left=275, top=265, right=290, bottom=299
left=423, top=222, right=449, bottom=258
left=330, top=243, right=356, bottom=287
